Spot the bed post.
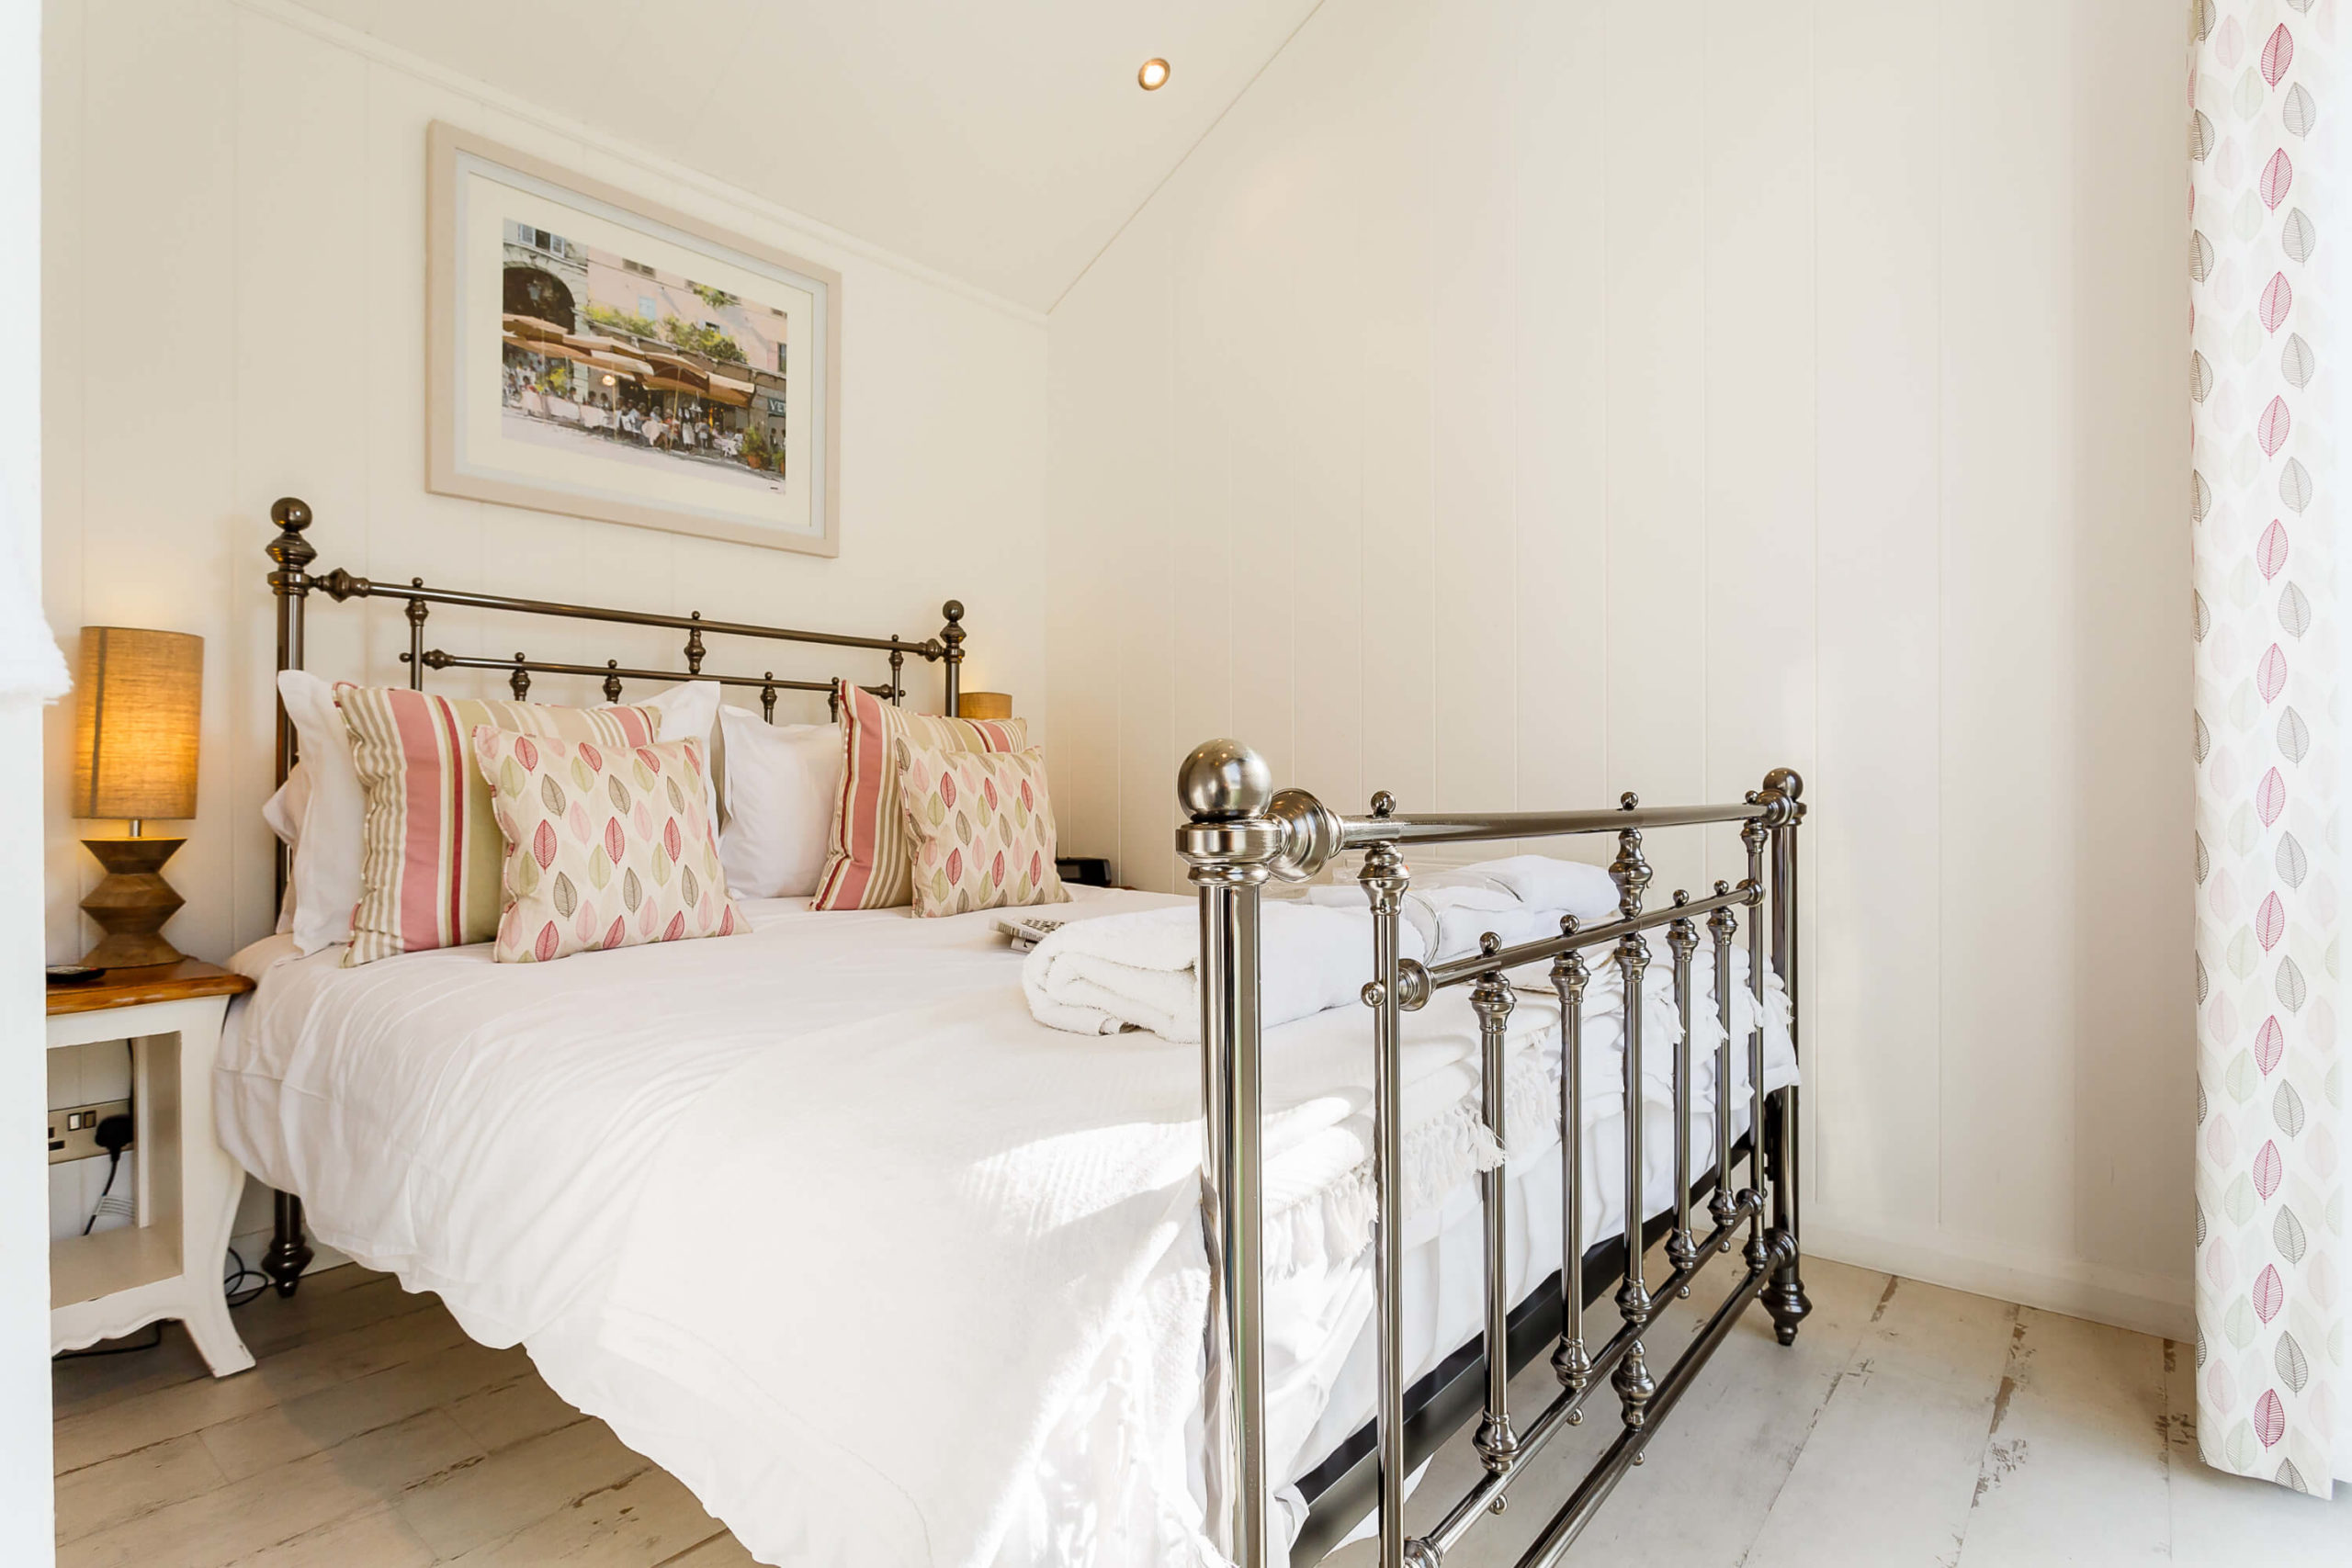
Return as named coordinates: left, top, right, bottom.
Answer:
left=938, top=600, right=964, bottom=714
left=1359, top=825, right=1420, bottom=1567
left=263, top=497, right=317, bottom=1299
left=1176, top=739, right=1280, bottom=1568
left=1759, top=769, right=1811, bottom=1345
left=265, top=498, right=314, bottom=905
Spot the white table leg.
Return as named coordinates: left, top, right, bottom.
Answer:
left=177, top=1006, right=254, bottom=1377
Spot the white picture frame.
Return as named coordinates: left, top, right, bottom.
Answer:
left=426, top=122, right=842, bottom=556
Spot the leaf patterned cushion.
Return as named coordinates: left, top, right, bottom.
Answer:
left=810, top=680, right=1026, bottom=910
left=469, top=727, right=746, bottom=964
left=897, top=743, right=1069, bottom=919
left=337, top=685, right=667, bottom=966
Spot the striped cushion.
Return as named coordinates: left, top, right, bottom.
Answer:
left=810, top=681, right=1024, bottom=910
left=337, top=686, right=664, bottom=965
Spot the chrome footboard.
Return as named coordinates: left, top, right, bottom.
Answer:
left=1177, top=740, right=1810, bottom=1567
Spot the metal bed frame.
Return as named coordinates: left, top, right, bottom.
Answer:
left=1176, top=738, right=1811, bottom=1567
left=255, top=495, right=1811, bottom=1565
left=256, top=496, right=967, bottom=1295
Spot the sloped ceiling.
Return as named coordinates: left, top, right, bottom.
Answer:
left=279, top=0, right=1319, bottom=310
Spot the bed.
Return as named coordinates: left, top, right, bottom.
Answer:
left=236, top=499, right=1814, bottom=1566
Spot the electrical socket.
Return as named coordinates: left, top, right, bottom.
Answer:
left=49, top=1100, right=130, bottom=1165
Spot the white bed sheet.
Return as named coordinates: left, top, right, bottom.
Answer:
left=217, top=889, right=1796, bottom=1564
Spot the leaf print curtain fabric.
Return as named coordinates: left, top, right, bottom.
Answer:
left=2190, top=0, right=2351, bottom=1492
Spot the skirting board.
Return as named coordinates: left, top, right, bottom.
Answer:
left=1807, top=1222, right=2194, bottom=1344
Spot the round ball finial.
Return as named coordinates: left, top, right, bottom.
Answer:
left=1370, top=790, right=1396, bottom=818
left=942, top=600, right=965, bottom=624
left=1179, top=738, right=1274, bottom=821
left=270, top=496, right=311, bottom=529
left=1762, top=766, right=1804, bottom=800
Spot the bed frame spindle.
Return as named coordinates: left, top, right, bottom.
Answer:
left=1666, top=900, right=1701, bottom=1290
left=1549, top=938, right=1593, bottom=1405
left=1707, top=892, right=1740, bottom=1245
left=1607, top=816, right=1657, bottom=1435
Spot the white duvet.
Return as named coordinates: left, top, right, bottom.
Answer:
left=218, top=886, right=1794, bottom=1566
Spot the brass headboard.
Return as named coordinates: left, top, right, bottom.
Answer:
left=263, top=494, right=965, bottom=813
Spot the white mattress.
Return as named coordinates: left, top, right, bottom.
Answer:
left=217, top=889, right=1795, bottom=1563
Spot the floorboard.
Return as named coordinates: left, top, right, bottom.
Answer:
left=1950, top=1305, right=2170, bottom=1566
left=1738, top=1274, right=2018, bottom=1568
left=1566, top=1255, right=1883, bottom=1567
left=46, top=1262, right=2352, bottom=1565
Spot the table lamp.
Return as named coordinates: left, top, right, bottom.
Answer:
left=71, top=626, right=203, bottom=968
left=957, top=692, right=1012, bottom=722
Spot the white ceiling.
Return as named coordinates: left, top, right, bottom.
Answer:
left=283, top=0, right=1320, bottom=310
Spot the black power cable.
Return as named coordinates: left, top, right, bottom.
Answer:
left=79, top=1112, right=135, bottom=1237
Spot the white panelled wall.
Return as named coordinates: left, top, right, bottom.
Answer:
left=1045, top=0, right=2192, bottom=1337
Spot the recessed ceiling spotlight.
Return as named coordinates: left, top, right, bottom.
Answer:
left=1138, top=58, right=1170, bottom=91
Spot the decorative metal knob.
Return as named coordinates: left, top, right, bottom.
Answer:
left=1178, top=739, right=1274, bottom=821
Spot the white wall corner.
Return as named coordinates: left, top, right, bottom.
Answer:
left=2, top=0, right=56, bottom=1551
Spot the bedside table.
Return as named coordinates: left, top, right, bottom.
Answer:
left=48, top=960, right=256, bottom=1377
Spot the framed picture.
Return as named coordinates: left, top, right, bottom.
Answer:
left=427, top=122, right=842, bottom=556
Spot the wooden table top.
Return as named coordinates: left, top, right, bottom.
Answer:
left=46, top=959, right=255, bottom=1017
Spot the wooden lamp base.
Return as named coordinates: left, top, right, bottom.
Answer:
left=80, top=836, right=187, bottom=968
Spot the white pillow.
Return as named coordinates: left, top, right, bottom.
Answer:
left=261, top=762, right=311, bottom=937
left=642, top=680, right=722, bottom=828
left=717, top=705, right=842, bottom=898
left=276, top=670, right=367, bottom=953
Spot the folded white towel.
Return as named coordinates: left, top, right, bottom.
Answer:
left=1022, top=902, right=1426, bottom=1043
left=1306, top=883, right=1545, bottom=959
left=1304, top=853, right=1624, bottom=957
left=1459, top=854, right=1623, bottom=926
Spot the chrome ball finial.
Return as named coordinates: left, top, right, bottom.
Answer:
left=1758, top=766, right=1805, bottom=827
left=1178, top=738, right=1274, bottom=821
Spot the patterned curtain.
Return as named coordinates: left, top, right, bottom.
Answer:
left=2190, top=0, right=2349, bottom=1494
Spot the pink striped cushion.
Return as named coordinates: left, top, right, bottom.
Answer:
left=809, top=681, right=1024, bottom=910
left=337, top=685, right=664, bottom=965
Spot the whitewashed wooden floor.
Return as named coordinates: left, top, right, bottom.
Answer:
left=51, top=1258, right=2352, bottom=1566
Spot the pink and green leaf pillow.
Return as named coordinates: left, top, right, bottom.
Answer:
left=470, top=727, right=746, bottom=963
left=897, top=743, right=1069, bottom=919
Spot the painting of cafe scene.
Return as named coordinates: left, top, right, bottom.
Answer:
left=501, top=221, right=794, bottom=486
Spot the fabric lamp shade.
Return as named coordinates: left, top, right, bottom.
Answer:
left=956, top=692, right=1012, bottom=722
left=72, top=626, right=202, bottom=822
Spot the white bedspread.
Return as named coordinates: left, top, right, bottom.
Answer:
left=217, top=886, right=1795, bottom=1566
